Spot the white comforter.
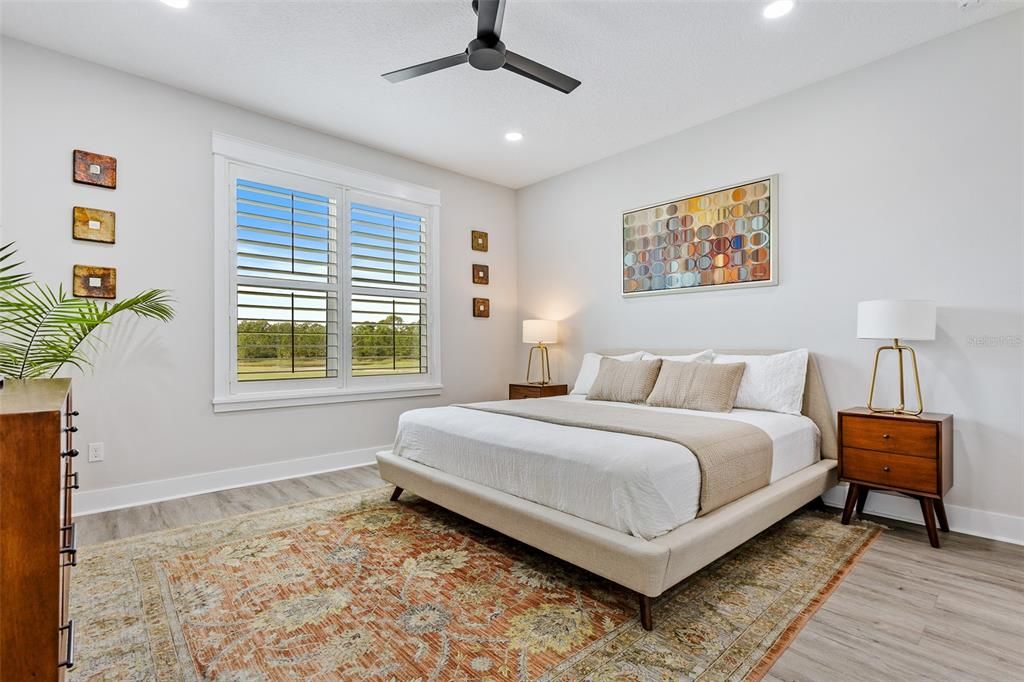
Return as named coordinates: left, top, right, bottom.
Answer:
left=391, top=396, right=820, bottom=539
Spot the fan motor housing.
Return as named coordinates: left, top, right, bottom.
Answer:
left=467, top=38, right=506, bottom=70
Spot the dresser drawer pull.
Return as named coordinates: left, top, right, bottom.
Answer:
left=59, top=619, right=75, bottom=669
left=65, top=471, right=80, bottom=491
left=60, top=523, right=77, bottom=567
left=882, top=465, right=891, bottom=472
left=63, top=425, right=78, bottom=434
left=881, top=433, right=890, bottom=439
left=61, top=448, right=79, bottom=459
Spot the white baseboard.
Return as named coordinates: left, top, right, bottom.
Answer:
left=74, top=445, right=384, bottom=516
left=76, top=459, right=1024, bottom=547
left=823, top=484, right=1023, bottom=546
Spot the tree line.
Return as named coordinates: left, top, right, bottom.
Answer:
left=237, top=315, right=422, bottom=361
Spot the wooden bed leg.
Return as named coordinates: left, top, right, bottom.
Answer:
left=638, top=594, right=654, bottom=631
left=389, top=486, right=404, bottom=502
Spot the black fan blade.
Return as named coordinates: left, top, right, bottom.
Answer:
left=502, top=51, right=581, bottom=94
left=476, top=0, right=506, bottom=40
left=382, top=52, right=468, bottom=83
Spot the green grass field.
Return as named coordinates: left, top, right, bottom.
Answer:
left=238, top=357, right=423, bottom=381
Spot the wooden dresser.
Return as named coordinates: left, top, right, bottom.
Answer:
left=0, top=379, right=77, bottom=679
left=508, top=383, right=569, bottom=400
left=838, top=407, right=953, bottom=548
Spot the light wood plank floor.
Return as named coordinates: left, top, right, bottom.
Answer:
left=78, top=465, right=1024, bottom=681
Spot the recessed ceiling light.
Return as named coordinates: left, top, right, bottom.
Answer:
left=763, top=0, right=794, bottom=19
left=160, top=0, right=190, bottom=8
left=504, top=131, right=523, bottom=142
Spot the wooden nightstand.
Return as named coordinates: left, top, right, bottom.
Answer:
left=838, top=407, right=953, bottom=548
left=508, top=383, right=568, bottom=400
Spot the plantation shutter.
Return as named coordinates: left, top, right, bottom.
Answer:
left=349, top=199, right=428, bottom=377
left=234, top=178, right=339, bottom=381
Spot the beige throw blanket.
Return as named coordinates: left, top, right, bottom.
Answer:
left=457, top=399, right=773, bottom=516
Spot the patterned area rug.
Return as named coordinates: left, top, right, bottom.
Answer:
left=70, top=486, right=880, bottom=681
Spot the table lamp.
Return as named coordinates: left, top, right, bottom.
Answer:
left=857, top=299, right=936, bottom=415
left=522, top=319, right=557, bottom=385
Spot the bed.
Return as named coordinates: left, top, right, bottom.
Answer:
left=376, top=349, right=838, bottom=630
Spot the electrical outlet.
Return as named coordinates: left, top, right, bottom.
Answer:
left=88, top=442, right=104, bottom=462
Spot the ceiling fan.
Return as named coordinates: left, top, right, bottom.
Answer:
left=382, top=0, right=581, bottom=94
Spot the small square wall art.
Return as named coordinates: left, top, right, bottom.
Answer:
left=471, top=230, right=488, bottom=252
left=622, top=176, right=777, bottom=296
left=72, top=207, right=116, bottom=244
left=73, top=150, right=117, bottom=189
left=472, top=264, right=489, bottom=285
left=73, top=265, right=117, bottom=299
left=472, top=298, right=490, bottom=318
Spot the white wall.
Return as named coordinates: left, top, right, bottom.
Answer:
left=517, top=14, right=1024, bottom=541
left=1, top=39, right=518, bottom=507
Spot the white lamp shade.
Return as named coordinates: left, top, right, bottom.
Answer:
left=857, top=300, right=936, bottom=340
left=522, top=319, right=558, bottom=344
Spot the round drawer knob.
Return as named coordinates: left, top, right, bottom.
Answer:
left=882, top=465, right=891, bottom=472
left=882, top=433, right=891, bottom=439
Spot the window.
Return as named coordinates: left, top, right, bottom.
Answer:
left=213, top=134, right=441, bottom=411
left=236, top=179, right=338, bottom=382
left=350, top=200, right=429, bottom=377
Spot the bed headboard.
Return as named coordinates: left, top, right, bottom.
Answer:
left=597, top=349, right=837, bottom=460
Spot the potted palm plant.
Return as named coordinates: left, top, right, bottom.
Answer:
left=0, top=242, right=174, bottom=384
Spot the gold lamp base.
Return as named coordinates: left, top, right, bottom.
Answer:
left=526, top=343, right=551, bottom=385
left=867, top=338, right=924, bottom=416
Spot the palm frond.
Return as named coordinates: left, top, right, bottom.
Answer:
left=0, top=283, right=96, bottom=378
left=0, top=242, right=30, bottom=292
left=0, top=244, right=175, bottom=378
left=102, top=289, right=176, bottom=323
left=44, top=289, right=176, bottom=378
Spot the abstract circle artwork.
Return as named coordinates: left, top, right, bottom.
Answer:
left=622, top=177, right=776, bottom=295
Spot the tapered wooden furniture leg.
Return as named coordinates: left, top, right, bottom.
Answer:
left=934, top=498, right=950, bottom=532
left=638, top=594, right=653, bottom=631
left=841, top=483, right=860, bottom=525
left=856, top=487, right=869, bottom=515
left=390, top=486, right=404, bottom=502
left=920, top=497, right=940, bottom=548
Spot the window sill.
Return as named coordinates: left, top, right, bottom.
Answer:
left=212, top=383, right=444, bottom=413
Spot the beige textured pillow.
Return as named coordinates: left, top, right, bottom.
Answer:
left=586, top=358, right=662, bottom=404
left=646, top=361, right=747, bottom=412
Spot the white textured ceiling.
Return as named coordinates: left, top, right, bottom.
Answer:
left=2, top=1, right=1019, bottom=188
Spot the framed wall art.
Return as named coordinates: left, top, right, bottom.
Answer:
left=472, top=264, right=489, bottom=285
left=73, top=265, right=117, bottom=299
left=622, top=175, right=777, bottom=296
left=471, top=230, right=488, bottom=252
left=73, top=149, right=117, bottom=189
left=472, top=297, right=490, bottom=318
left=72, top=206, right=116, bottom=244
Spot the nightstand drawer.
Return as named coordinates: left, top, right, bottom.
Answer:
left=842, top=447, right=938, bottom=494
left=509, top=385, right=540, bottom=400
left=841, top=415, right=937, bottom=457
left=508, top=384, right=568, bottom=400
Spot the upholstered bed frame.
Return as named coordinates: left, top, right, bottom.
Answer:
left=376, top=350, right=837, bottom=630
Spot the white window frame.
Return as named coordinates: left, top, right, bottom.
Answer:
left=212, top=133, right=442, bottom=412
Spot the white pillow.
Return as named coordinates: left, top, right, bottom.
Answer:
left=712, top=349, right=808, bottom=415
left=571, top=351, right=644, bottom=395
left=641, top=350, right=714, bottom=363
